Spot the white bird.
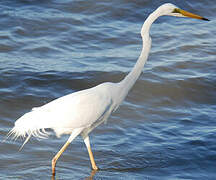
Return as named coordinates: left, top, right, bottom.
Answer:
left=8, top=3, right=208, bottom=176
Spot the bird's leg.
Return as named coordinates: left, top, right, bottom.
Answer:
left=52, top=140, right=70, bottom=176
left=52, top=128, right=83, bottom=176
left=83, top=135, right=99, bottom=170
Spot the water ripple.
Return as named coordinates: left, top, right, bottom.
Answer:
left=0, top=0, right=215, bottom=179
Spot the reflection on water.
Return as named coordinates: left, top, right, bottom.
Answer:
left=0, top=0, right=215, bottom=179
left=84, top=170, right=98, bottom=180
left=51, top=169, right=97, bottom=180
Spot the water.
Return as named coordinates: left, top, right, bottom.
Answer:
left=0, top=0, right=215, bottom=179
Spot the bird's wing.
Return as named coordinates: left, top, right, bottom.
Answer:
left=12, top=83, right=114, bottom=138
left=32, top=84, right=113, bottom=131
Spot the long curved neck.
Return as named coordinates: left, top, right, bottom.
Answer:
left=117, top=10, right=160, bottom=101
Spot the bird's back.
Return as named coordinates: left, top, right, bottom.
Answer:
left=12, top=82, right=116, bottom=139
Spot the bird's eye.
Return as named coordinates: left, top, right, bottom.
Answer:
left=172, top=8, right=181, bottom=14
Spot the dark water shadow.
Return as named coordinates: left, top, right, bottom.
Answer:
left=51, top=169, right=98, bottom=180
left=99, top=167, right=146, bottom=173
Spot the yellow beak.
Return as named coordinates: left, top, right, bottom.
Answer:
left=175, top=8, right=209, bottom=21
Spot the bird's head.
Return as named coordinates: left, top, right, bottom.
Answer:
left=158, top=3, right=209, bottom=21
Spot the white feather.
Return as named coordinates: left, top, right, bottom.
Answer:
left=8, top=83, right=116, bottom=147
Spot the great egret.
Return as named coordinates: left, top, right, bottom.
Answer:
left=8, top=3, right=209, bottom=176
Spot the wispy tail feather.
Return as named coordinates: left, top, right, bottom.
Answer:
left=7, top=124, right=50, bottom=149
left=19, top=134, right=31, bottom=151
left=6, top=109, right=54, bottom=149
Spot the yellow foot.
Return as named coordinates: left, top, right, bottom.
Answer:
left=92, top=165, right=99, bottom=171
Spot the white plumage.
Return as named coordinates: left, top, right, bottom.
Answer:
left=10, top=82, right=118, bottom=139
left=8, top=3, right=208, bottom=176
